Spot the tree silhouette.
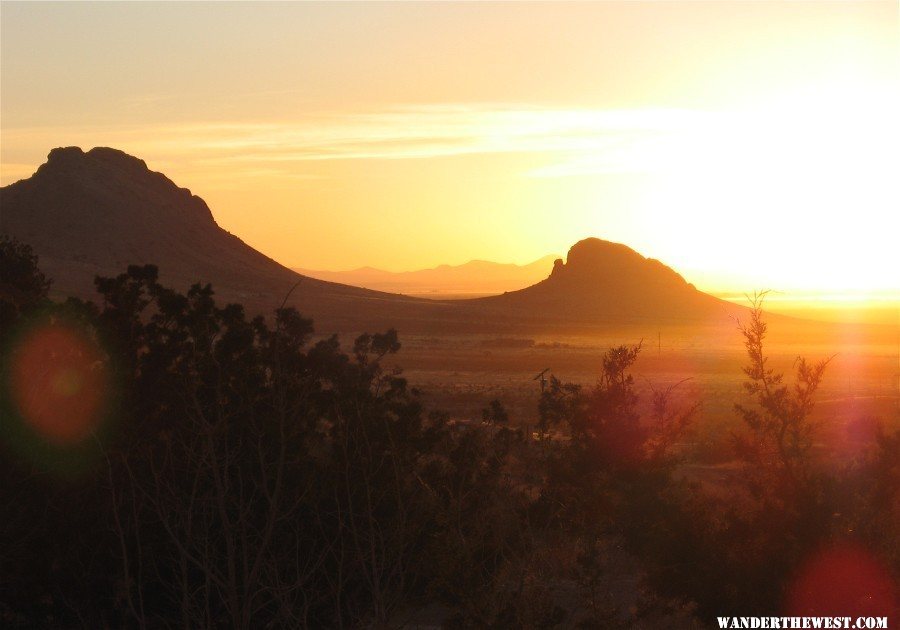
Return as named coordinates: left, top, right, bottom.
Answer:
left=0, top=235, right=52, bottom=329
left=2, top=253, right=896, bottom=626
left=732, top=293, right=831, bottom=499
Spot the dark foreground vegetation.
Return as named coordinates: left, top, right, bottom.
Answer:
left=1, top=236, right=897, bottom=628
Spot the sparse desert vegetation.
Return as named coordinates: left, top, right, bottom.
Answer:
left=2, top=239, right=897, bottom=627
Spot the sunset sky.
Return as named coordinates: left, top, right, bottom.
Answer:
left=2, top=2, right=897, bottom=295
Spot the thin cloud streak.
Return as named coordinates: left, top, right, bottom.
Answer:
left=2, top=103, right=895, bottom=183
left=186, top=107, right=712, bottom=166
left=1, top=106, right=712, bottom=176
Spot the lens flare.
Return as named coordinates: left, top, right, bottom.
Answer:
left=786, top=543, right=897, bottom=618
left=8, top=322, right=109, bottom=446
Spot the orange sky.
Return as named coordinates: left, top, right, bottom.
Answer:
left=1, top=2, right=897, bottom=295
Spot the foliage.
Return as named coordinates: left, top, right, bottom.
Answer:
left=733, top=292, right=831, bottom=496
left=1, top=250, right=896, bottom=627
left=0, top=235, right=52, bottom=330
left=0, top=262, right=539, bottom=628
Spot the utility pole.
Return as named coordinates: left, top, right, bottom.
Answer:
left=533, top=368, right=550, bottom=393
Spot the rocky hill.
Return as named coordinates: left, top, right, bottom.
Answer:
left=473, top=238, right=739, bottom=323
left=0, top=147, right=445, bottom=331
left=2, top=147, right=744, bottom=333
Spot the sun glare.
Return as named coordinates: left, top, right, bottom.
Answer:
left=631, top=75, right=898, bottom=295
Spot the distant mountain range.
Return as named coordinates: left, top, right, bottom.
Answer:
left=1, top=147, right=744, bottom=333
left=294, top=256, right=558, bottom=298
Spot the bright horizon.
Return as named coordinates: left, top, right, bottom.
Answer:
left=2, top=2, right=898, bottom=297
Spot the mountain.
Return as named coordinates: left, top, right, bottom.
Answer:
left=2, top=146, right=744, bottom=333
left=472, top=238, right=740, bottom=324
left=0, top=147, right=451, bottom=331
left=294, top=256, right=558, bottom=298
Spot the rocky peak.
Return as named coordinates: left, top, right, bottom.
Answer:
left=543, top=237, right=690, bottom=289
left=29, top=146, right=215, bottom=226
left=41, top=146, right=149, bottom=176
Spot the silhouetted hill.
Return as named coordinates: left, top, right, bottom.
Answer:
left=0, top=147, right=445, bottom=331
left=294, top=256, right=558, bottom=297
left=2, top=147, right=748, bottom=333
left=472, top=238, right=741, bottom=323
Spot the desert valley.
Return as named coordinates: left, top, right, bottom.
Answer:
left=3, top=146, right=895, bottom=439
left=2, top=3, right=897, bottom=628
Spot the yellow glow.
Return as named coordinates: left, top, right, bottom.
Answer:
left=631, top=75, right=898, bottom=294
left=1, top=2, right=896, bottom=295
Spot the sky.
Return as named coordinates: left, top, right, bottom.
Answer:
left=2, top=1, right=898, bottom=295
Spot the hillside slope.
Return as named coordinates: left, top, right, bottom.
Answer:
left=0, top=147, right=445, bottom=331
left=472, top=238, right=741, bottom=324
left=2, top=147, right=746, bottom=333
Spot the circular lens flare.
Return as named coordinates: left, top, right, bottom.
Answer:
left=9, top=323, right=109, bottom=445
left=786, top=543, right=897, bottom=618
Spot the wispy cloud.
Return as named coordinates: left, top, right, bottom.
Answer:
left=173, top=107, right=712, bottom=167
left=2, top=102, right=896, bottom=185
left=2, top=105, right=706, bottom=164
